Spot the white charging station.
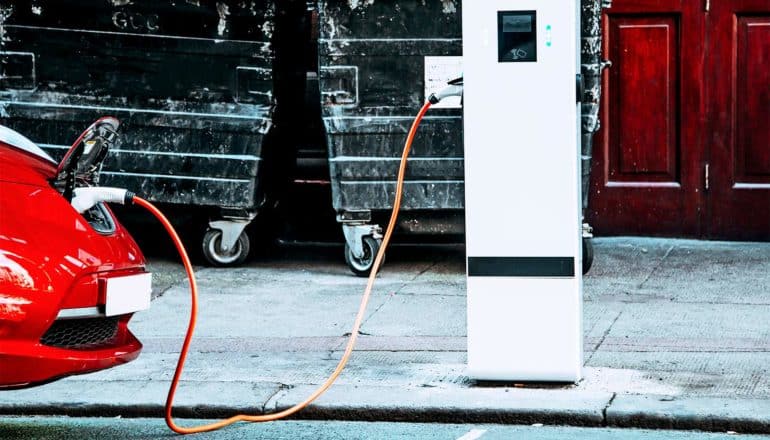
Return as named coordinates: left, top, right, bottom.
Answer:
left=463, top=1, right=583, bottom=382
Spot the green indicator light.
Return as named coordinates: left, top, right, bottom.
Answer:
left=546, top=24, right=552, bottom=47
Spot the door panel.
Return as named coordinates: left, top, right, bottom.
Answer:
left=734, top=17, right=770, bottom=184
left=609, top=16, right=680, bottom=183
left=736, top=18, right=770, bottom=183
left=589, top=0, right=704, bottom=236
left=707, top=1, right=770, bottom=240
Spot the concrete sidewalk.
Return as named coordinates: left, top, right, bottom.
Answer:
left=1, top=238, right=769, bottom=434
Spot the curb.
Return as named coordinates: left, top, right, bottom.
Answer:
left=1, top=400, right=769, bottom=434
left=1, top=383, right=768, bottom=434
left=606, top=395, right=770, bottom=435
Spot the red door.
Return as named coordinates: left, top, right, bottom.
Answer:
left=590, top=0, right=706, bottom=236
left=707, top=0, right=770, bottom=240
left=589, top=0, right=770, bottom=239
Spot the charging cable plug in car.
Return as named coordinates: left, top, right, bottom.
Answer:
left=70, top=187, right=135, bottom=214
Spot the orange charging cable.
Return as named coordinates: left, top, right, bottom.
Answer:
left=133, top=100, right=432, bottom=434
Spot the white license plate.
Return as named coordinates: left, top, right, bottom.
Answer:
left=104, top=273, right=152, bottom=317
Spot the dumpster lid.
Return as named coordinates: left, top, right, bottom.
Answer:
left=55, top=117, right=119, bottom=194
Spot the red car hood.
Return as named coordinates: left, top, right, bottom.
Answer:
left=0, top=141, right=57, bottom=187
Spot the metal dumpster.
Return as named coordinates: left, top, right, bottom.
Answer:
left=318, top=0, right=464, bottom=275
left=0, top=0, right=275, bottom=266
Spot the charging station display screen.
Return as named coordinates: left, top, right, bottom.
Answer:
left=497, top=11, right=537, bottom=63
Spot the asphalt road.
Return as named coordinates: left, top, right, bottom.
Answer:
left=0, top=417, right=765, bottom=440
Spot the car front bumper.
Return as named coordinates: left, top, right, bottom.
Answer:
left=0, top=323, right=142, bottom=389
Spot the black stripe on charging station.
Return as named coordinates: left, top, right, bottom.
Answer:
left=467, top=257, right=575, bottom=277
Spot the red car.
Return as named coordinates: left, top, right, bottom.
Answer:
left=0, top=118, right=151, bottom=389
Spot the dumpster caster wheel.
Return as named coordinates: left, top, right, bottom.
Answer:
left=582, top=237, right=594, bottom=275
left=344, top=236, right=382, bottom=277
left=202, top=229, right=250, bottom=267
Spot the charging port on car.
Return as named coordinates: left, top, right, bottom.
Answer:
left=82, top=202, right=117, bottom=235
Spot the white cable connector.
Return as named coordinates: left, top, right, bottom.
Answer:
left=428, top=76, right=464, bottom=105
left=428, top=84, right=464, bottom=105
left=71, top=187, right=134, bottom=213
